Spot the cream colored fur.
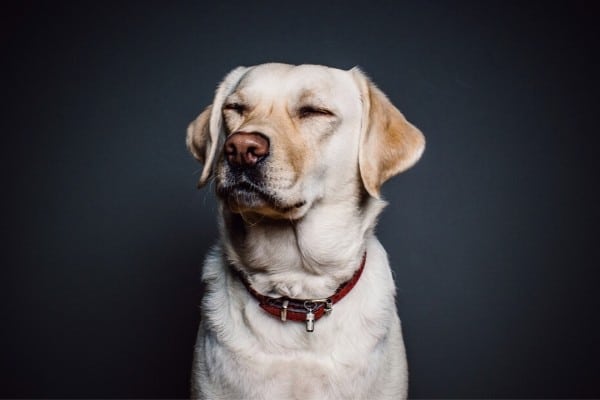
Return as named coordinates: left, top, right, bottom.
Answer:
left=187, top=63, right=425, bottom=399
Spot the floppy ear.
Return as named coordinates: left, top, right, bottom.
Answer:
left=351, top=67, right=426, bottom=198
left=186, top=66, right=250, bottom=187
left=186, top=105, right=212, bottom=164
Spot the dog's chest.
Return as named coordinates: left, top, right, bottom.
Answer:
left=204, top=328, right=385, bottom=399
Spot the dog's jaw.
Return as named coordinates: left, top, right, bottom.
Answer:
left=217, top=190, right=309, bottom=222
left=214, top=153, right=317, bottom=220
left=216, top=181, right=309, bottom=220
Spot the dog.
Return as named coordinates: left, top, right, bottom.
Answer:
left=186, top=63, right=425, bottom=399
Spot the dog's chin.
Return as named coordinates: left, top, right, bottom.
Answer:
left=218, top=185, right=308, bottom=220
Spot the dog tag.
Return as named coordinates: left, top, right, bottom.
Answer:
left=305, top=310, right=315, bottom=332
left=280, top=300, right=289, bottom=322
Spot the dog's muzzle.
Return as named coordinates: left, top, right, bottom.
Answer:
left=217, top=131, right=306, bottom=216
left=217, top=131, right=277, bottom=211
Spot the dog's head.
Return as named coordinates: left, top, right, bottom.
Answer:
left=187, top=63, right=425, bottom=219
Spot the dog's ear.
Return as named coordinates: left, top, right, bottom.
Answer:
left=186, top=105, right=211, bottom=164
left=186, top=66, right=250, bottom=187
left=351, top=67, right=426, bottom=198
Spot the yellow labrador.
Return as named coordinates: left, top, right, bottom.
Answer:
left=187, top=63, right=425, bottom=399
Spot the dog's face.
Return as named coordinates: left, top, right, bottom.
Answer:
left=187, top=63, right=425, bottom=219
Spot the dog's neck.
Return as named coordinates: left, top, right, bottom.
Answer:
left=220, top=194, right=386, bottom=299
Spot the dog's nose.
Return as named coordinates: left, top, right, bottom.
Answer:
left=224, top=131, right=270, bottom=167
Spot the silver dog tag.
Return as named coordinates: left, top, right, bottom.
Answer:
left=305, top=310, right=315, bottom=332
left=280, top=300, right=289, bottom=322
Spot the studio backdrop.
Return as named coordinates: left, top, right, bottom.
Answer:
left=2, top=1, right=598, bottom=398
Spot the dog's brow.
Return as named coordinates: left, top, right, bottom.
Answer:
left=298, top=89, right=317, bottom=102
left=297, top=89, right=330, bottom=109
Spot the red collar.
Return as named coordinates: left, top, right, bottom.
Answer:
left=233, top=252, right=366, bottom=332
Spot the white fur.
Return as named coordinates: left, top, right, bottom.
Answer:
left=187, top=64, right=424, bottom=399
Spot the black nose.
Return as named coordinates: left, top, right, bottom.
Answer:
left=224, top=131, right=270, bottom=167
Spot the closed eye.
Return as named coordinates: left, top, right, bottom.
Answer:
left=223, top=103, right=247, bottom=115
left=298, top=105, right=334, bottom=119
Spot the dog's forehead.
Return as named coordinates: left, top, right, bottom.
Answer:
left=235, top=64, right=355, bottom=101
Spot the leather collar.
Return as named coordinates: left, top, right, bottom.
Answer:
left=233, top=252, right=367, bottom=332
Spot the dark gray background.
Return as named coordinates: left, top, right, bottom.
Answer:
left=2, top=1, right=598, bottom=398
